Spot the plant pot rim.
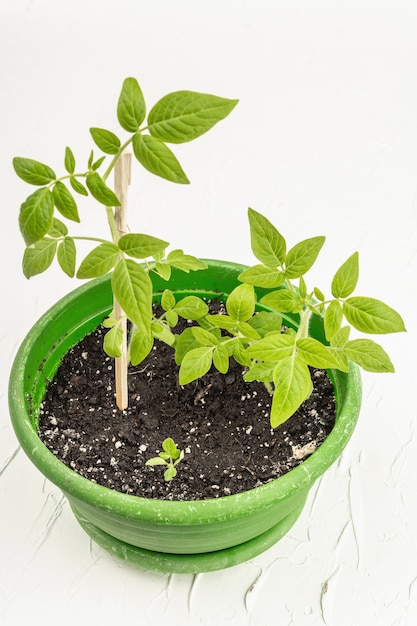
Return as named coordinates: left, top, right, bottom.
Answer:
left=9, top=259, right=362, bottom=526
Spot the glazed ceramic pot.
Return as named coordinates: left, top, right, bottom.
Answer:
left=8, top=260, right=361, bottom=573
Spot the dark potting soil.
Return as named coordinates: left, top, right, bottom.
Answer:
left=38, top=308, right=336, bottom=501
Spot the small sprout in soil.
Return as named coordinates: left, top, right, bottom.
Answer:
left=146, top=438, right=185, bottom=482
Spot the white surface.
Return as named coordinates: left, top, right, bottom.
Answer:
left=1, top=1, right=416, bottom=624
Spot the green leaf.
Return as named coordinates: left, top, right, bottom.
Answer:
left=117, top=77, right=146, bottom=132
left=247, top=311, right=283, bottom=338
left=57, top=237, right=76, bottom=277
left=146, top=457, right=167, bottom=467
left=92, top=156, right=106, bottom=171
left=260, top=289, right=304, bottom=313
left=118, top=233, right=169, bottom=259
left=148, top=91, right=238, bottom=144
left=296, top=337, right=341, bottom=369
left=174, top=296, right=209, bottom=320
left=343, top=297, right=406, bottom=334
left=64, top=147, right=76, bottom=174
left=331, top=252, right=359, bottom=298
left=285, top=236, right=325, bottom=279
left=164, top=466, right=177, bottom=482
left=330, top=326, right=351, bottom=347
left=53, top=181, right=80, bottom=222
left=270, top=357, right=313, bottom=427
left=151, top=320, right=175, bottom=346
left=129, top=330, right=153, bottom=366
left=166, top=250, right=207, bottom=272
left=162, top=438, right=179, bottom=459
left=344, top=339, right=395, bottom=372
left=161, top=289, right=176, bottom=311
left=238, top=264, right=285, bottom=288
left=90, top=127, right=121, bottom=155
left=235, top=321, right=261, bottom=340
left=226, top=283, right=255, bottom=322
left=48, top=217, right=68, bottom=238
left=213, top=343, right=229, bottom=374
left=175, top=327, right=200, bottom=365
left=154, top=261, right=171, bottom=280
left=22, top=238, right=57, bottom=278
left=13, top=157, right=56, bottom=186
left=76, top=242, right=120, bottom=279
left=314, top=287, right=325, bottom=302
left=324, top=300, right=343, bottom=341
left=86, top=172, right=120, bottom=206
left=205, top=314, right=237, bottom=333
left=19, top=188, right=54, bottom=245
left=70, top=176, right=88, bottom=196
left=248, top=208, right=286, bottom=267
left=179, top=346, right=213, bottom=385
left=245, top=332, right=295, bottom=362
left=233, top=340, right=252, bottom=366
left=112, top=259, right=152, bottom=332
left=192, top=327, right=219, bottom=346
left=243, top=362, right=275, bottom=383
left=103, top=325, right=123, bottom=358
left=166, top=309, right=179, bottom=327
left=132, top=133, right=189, bottom=184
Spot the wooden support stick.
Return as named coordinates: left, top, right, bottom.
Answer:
left=113, top=153, right=132, bottom=411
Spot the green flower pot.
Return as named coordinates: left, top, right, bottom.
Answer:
left=8, top=260, right=361, bottom=574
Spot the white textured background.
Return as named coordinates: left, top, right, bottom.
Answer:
left=1, top=1, right=416, bottom=624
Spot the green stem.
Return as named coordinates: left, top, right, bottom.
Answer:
left=102, top=136, right=134, bottom=182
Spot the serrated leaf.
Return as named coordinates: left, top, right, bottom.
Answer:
left=129, top=330, right=153, bottom=366
left=117, top=77, right=146, bottom=132
left=148, top=91, right=238, bottom=144
left=22, top=238, right=57, bottom=278
left=112, top=259, right=152, bottom=332
left=285, top=236, right=325, bottom=279
left=179, top=346, right=214, bottom=385
left=213, top=343, right=229, bottom=374
left=260, top=289, right=304, bottom=313
left=324, top=300, right=343, bottom=341
left=344, top=339, right=395, bottom=372
left=57, top=237, right=76, bottom=277
left=90, top=127, right=121, bottom=155
left=246, top=332, right=295, bottom=362
left=166, top=249, right=207, bottom=272
left=343, top=297, right=406, bottom=334
left=174, top=296, right=209, bottom=320
left=132, top=133, right=189, bottom=184
left=296, top=338, right=341, bottom=369
left=270, top=357, right=312, bottom=427
left=86, top=172, right=120, bottom=206
left=70, top=176, right=88, bottom=196
left=331, top=251, right=359, bottom=298
left=226, top=283, right=255, bottom=322
left=247, top=311, right=283, bottom=338
left=13, top=157, right=56, bottom=185
left=64, top=147, right=76, bottom=174
left=103, top=325, right=123, bottom=358
left=48, top=217, right=68, bottom=238
left=19, top=188, right=54, bottom=245
left=53, top=181, right=80, bottom=222
left=248, top=208, right=286, bottom=267
left=118, top=233, right=169, bottom=258
left=238, top=264, right=285, bottom=288
left=76, top=242, right=120, bottom=279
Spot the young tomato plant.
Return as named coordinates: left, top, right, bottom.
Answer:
left=13, top=78, right=238, bottom=410
left=146, top=438, right=185, bottom=482
left=175, top=208, right=406, bottom=428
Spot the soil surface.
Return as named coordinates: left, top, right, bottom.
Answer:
left=38, top=308, right=336, bottom=501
